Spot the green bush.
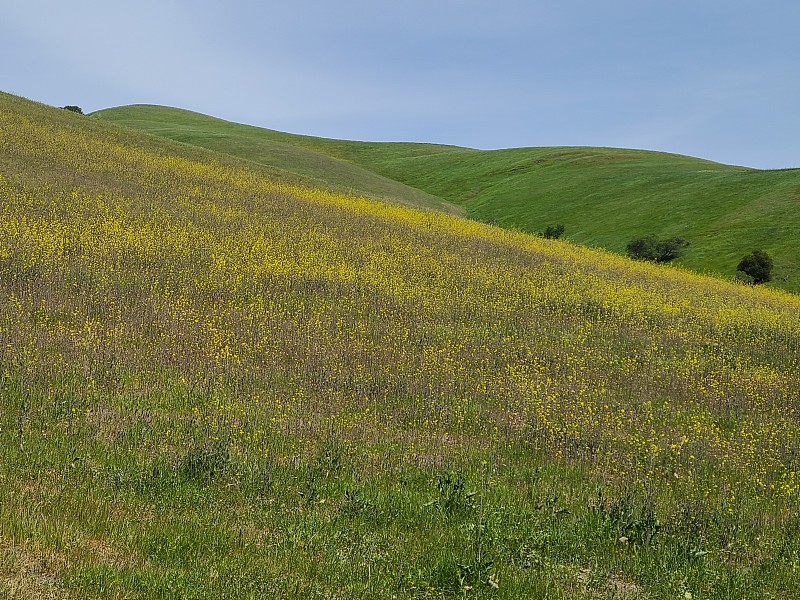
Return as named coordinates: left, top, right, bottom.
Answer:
left=626, top=235, right=687, bottom=263
left=540, top=224, right=566, bottom=239
left=737, top=249, right=773, bottom=284
left=62, top=105, right=84, bottom=115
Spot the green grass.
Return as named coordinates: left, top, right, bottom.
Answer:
left=94, top=104, right=800, bottom=292
left=90, top=105, right=463, bottom=217
left=3, top=91, right=800, bottom=599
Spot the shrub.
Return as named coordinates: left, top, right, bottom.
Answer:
left=737, top=249, right=773, bottom=284
left=541, top=224, right=566, bottom=239
left=626, top=235, right=687, bottom=263
left=62, top=105, right=84, bottom=115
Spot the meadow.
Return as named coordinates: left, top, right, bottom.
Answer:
left=90, top=105, right=462, bottom=219
left=94, top=104, right=800, bottom=292
left=2, top=92, right=800, bottom=598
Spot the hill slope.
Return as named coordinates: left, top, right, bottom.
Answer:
left=3, top=91, right=800, bottom=598
left=90, top=104, right=462, bottom=217
left=94, top=104, right=800, bottom=291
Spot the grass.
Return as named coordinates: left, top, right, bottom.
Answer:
left=2, top=91, right=800, bottom=598
left=94, top=104, right=800, bottom=292
left=89, top=105, right=462, bottom=218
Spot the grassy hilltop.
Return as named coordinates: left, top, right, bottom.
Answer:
left=90, top=105, right=462, bottom=218
left=94, top=104, right=800, bottom=292
left=3, top=91, right=800, bottom=598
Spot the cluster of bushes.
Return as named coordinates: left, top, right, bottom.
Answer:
left=539, top=224, right=565, bottom=239
left=626, top=234, right=774, bottom=285
left=626, top=235, right=688, bottom=263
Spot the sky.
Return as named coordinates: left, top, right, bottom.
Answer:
left=3, top=0, right=799, bottom=169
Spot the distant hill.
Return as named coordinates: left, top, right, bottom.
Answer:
left=90, top=105, right=462, bottom=217
left=94, top=104, right=800, bottom=291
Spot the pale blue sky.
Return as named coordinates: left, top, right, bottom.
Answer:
left=3, top=0, right=799, bottom=168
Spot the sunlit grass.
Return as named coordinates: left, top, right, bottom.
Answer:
left=2, top=92, right=799, bottom=598
left=95, top=103, right=800, bottom=292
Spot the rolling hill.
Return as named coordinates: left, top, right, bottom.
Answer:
left=3, top=91, right=800, bottom=598
left=94, top=104, right=800, bottom=291
left=90, top=105, right=462, bottom=218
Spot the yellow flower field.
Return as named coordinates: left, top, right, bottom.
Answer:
left=1, top=92, right=799, bottom=598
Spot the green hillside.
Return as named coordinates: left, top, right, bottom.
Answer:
left=94, top=104, right=800, bottom=291
left=90, top=105, right=462, bottom=217
left=3, top=92, right=800, bottom=598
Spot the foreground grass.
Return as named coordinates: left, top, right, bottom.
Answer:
left=2, top=92, right=800, bottom=598
left=95, top=104, right=800, bottom=292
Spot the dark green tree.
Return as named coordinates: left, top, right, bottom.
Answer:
left=626, top=235, right=687, bottom=263
left=541, top=224, right=566, bottom=239
left=737, top=249, right=773, bottom=284
left=62, top=105, right=84, bottom=114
